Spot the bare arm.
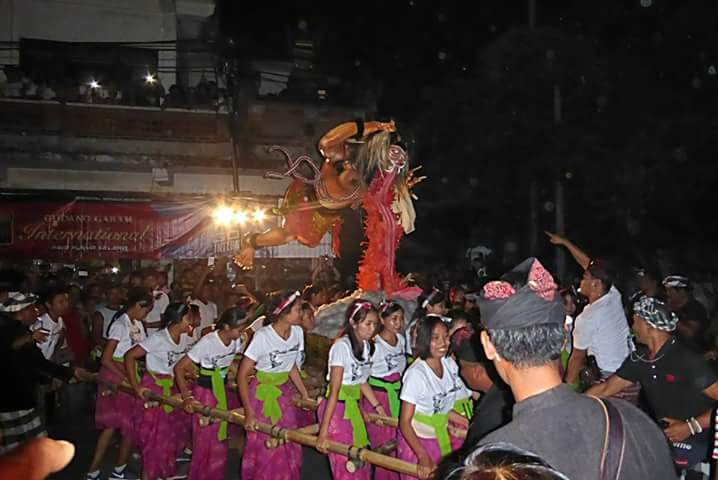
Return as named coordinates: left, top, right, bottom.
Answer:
left=289, top=364, right=309, bottom=399
left=124, top=345, right=147, bottom=397
left=316, top=366, right=342, bottom=454
left=237, top=356, right=258, bottom=428
left=173, top=356, right=194, bottom=401
left=100, top=339, right=125, bottom=379
left=399, top=401, right=434, bottom=480
left=545, top=231, right=592, bottom=270
left=318, top=120, right=395, bottom=160
left=585, top=374, right=633, bottom=398
left=359, top=383, right=386, bottom=416
left=564, top=348, right=587, bottom=386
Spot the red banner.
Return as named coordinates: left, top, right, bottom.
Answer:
left=0, top=198, right=216, bottom=260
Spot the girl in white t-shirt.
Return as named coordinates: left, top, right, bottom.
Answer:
left=364, top=301, right=407, bottom=480
left=316, top=299, right=383, bottom=480
left=174, top=306, right=250, bottom=480
left=238, top=290, right=310, bottom=480
left=398, top=315, right=469, bottom=480
left=405, top=288, right=448, bottom=356
left=123, top=302, right=193, bottom=480
left=87, top=288, right=153, bottom=480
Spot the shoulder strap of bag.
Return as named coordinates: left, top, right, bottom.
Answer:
left=591, top=396, right=626, bottom=480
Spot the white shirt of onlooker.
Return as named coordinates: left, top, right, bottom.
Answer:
left=31, top=313, right=65, bottom=359
left=573, top=285, right=631, bottom=373
left=145, top=290, right=170, bottom=335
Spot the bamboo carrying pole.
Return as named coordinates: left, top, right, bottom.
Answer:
left=296, top=399, right=469, bottom=439
left=99, top=378, right=421, bottom=476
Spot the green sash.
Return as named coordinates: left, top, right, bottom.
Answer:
left=200, top=367, right=229, bottom=441
left=367, top=377, right=402, bottom=418
left=149, top=371, right=174, bottom=414
left=328, top=384, right=369, bottom=448
left=255, top=371, right=290, bottom=425
left=453, top=397, right=474, bottom=421
left=414, top=411, right=451, bottom=456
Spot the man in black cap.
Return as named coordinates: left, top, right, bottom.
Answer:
left=477, top=257, right=677, bottom=480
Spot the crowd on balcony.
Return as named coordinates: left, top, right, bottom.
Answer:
left=0, top=66, right=229, bottom=112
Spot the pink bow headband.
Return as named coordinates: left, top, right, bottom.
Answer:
left=349, top=301, right=374, bottom=322
left=273, top=291, right=301, bottom=316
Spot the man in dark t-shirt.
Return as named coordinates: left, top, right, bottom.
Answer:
left=663, top=275, right=711, bottom=351
left=588, top=296, right=718, bottom=471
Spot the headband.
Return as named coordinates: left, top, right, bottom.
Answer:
left=421, top=288, right=439, bottom=309
left=273, top=291, right=301, bottom=316
left=379, top=300, right=395, bottom=315
left=349, top=301, right=374, bottom=322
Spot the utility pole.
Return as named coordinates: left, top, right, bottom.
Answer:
left=554, top=85, right=566, bottom=280
left=528, top=0, right=538, bottom=254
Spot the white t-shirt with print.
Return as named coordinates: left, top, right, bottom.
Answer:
left=244, top=324, right=304, bottom=373
left=371, top=334, right=407, bottom=379
left=401, top=356, right=464, bottom=415
left=96, top=305, right=122, bottom=339
left=32, top=313, right=65, bottom=359
left=145, top=290, right=170, bottom=335
left=190, top=298, right=218, bottom=331
left=326, top=336, right=372, bottom=385
left=108, top=313, right=147, bottom=358
left=187, top=330, right=244, bottom=370
left=139, top=328, right=191, bottom=376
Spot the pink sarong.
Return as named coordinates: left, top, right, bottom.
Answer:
left=241, top=377, right=303, bottom=480
left=361, top=373, right=401, bottom=480
left=397, top=428, right=462, bottom=480
left=95, top=365, right=140, bottom=440
left=318, top=399, right=371, bottom=480
left=136, top=373, right=186, bottom=480
left=188, top=384, right=228, bottom=480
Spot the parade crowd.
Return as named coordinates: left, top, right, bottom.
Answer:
left=1, top=232, right=718, bottom=480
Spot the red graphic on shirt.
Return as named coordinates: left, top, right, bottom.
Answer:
left=665, top=373, right=676, bottom=383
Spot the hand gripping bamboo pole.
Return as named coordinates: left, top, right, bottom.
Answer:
left=99, top=378, right=421, bottom=476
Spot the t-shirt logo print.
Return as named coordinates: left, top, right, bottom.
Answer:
left=385, top=352, right=402, bottom=371
left=268, top=344, right=299, bottom=369
left=167, top=351, right=182, bottom=366
left=431, top=392, right=448, bottom=414
left=350, top=362, right=363, bottom=382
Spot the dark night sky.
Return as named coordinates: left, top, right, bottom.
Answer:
left=218, top=1, right=718, bottom=279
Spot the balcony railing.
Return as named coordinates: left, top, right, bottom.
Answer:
left=0, top=98, right=231, bottom=142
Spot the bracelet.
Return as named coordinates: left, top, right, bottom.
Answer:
left=690, top=417, right=703, bottom=434
left=686, top=419, right=696, bottom=436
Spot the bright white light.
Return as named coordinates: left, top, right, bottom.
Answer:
left=233, top=210, right=248, bottom=225
left=111, top=267, right=119, bottom=274
left=145, top=73, right=156, bottom=84
left=252, top=209, right=266, bottom=223
left=213, top=206, right=234, bottom=226
left=89, top=80, right=100, bottom=89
